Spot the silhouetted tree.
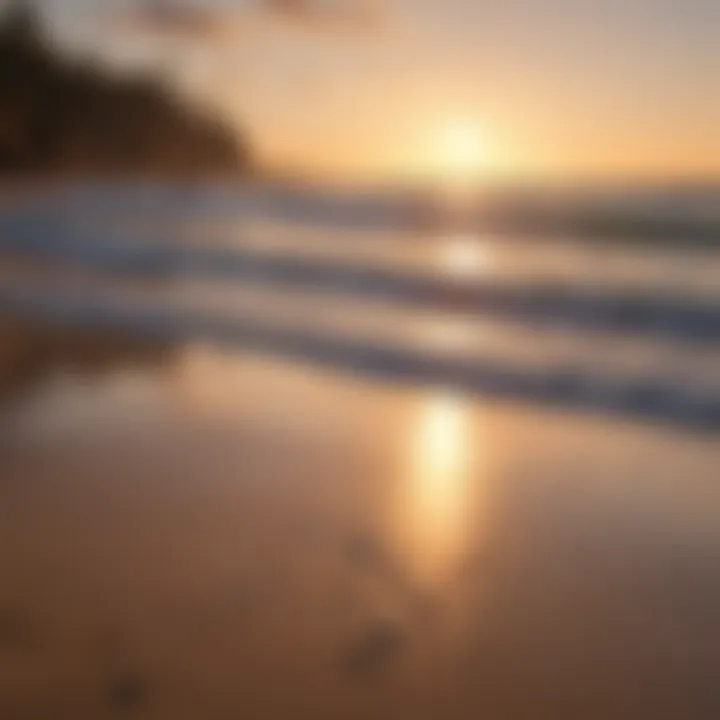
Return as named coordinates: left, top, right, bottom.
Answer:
left=0, top=1, right=251, bottom=176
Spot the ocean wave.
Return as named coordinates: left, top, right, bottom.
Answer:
left=0, top=282, right=718, bottom=433
left=2, top=222, right=720, bottom=344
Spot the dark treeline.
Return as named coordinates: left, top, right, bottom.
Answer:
left=0, top=2, right=251, bottom=177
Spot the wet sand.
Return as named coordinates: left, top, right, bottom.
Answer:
left=1, top=318, right=720, bottom=719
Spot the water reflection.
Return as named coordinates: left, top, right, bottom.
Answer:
left=401, top=391, right=483, bottom=584
left=0, top=318, right=177, bottom=408
left=437, top=234, right=490, bottom=279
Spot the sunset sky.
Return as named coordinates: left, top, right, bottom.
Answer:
left=35, top=0, right=720, bottom=181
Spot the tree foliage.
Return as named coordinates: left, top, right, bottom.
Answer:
left=0, top=2, right=251, bottom=176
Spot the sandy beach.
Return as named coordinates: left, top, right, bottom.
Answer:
left=1, top=317, right=719, bottom=719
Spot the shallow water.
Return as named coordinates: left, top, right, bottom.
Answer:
left=2, top=184, right=720, bottom=430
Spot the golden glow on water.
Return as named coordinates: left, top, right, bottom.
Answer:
left=401, top=391, right=483, bottom=584
left=438, top=234, right=490, bottom=278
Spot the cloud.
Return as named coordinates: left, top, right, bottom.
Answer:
left=262, top=0, right=385, bottom=31
left=118, top=1, right=245, bottom=39
left=119, top=0, right=386, bottom=39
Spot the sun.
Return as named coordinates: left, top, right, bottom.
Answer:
left=435, top=121, right=488, bottom=184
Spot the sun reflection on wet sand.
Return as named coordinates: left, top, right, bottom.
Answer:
left=400, top=391, right=484, bottom=585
